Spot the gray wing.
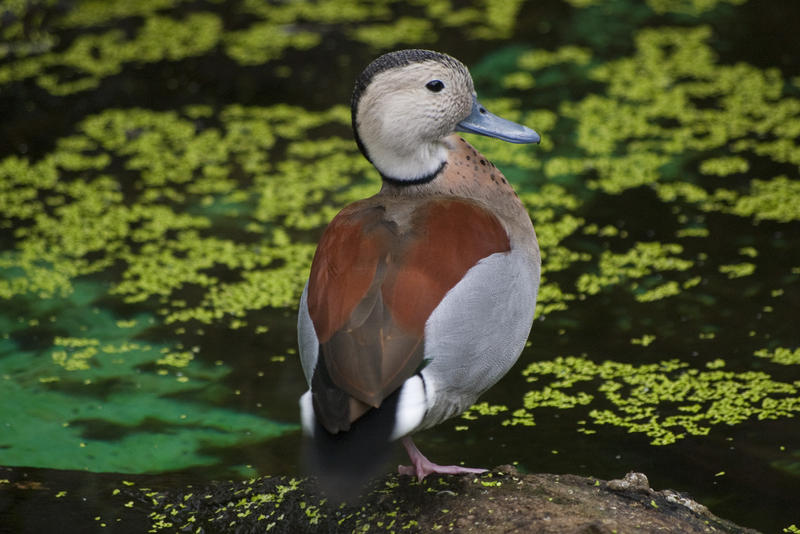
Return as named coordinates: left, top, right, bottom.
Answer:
left=418, top=250, right=540, bottom=429
left=297, top=282, right=319, bottom=386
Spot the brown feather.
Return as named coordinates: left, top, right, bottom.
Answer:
left=384, top=200, right=511, bottom=334
left=307, top=203, right=395, bottom=343
left=307, top=198, right=510, bottom=425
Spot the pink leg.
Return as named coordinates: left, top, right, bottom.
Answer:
left=397, top=436, right=488, bottom=482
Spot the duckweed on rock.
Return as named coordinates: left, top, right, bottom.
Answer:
left=109, top=466, right=752, bottom=533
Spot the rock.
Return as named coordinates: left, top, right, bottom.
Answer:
left=119, top=466, right=760, bottom=533
left=607, top=471, right=652, bottom=493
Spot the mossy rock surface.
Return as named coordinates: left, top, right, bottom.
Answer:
left=106, top=467, right=755, bottom=533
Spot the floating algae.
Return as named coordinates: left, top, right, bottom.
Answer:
left=0, top=9, right=798, bottom=530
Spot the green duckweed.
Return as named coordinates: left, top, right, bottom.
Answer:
left=699, top=156, right=750, bottom=176
left=504, top=356, right=800, bottom=445
left=718, top=262, right=756, bottom=279
left=1, top=13, right=223, bottom=94
left=2, top=1, right=799, bottom=487
left=647, top=0, right=747, bottom=15
left=754, top=347, right=800, bottom=366
left=507, top=24, right=800, bottom=225
left=0, top=0, right=535, bottom=95
left=575, top=242, right=693, bottom=298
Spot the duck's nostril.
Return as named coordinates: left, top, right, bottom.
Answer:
left=479, top=107, right=487, bottom=114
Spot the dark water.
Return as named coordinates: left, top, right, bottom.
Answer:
left=1, top=1, right=799, bottom=532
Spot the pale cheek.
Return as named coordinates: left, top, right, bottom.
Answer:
left=383, top=98, right=446, bottom=142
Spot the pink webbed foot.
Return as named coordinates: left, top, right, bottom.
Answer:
left=397, top=436, right=488, bottom=482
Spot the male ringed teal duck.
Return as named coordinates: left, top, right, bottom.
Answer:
left=298, top=49, right=541, bottom=487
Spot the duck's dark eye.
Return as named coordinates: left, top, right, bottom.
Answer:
left=425, top=80, right=445, bottom=92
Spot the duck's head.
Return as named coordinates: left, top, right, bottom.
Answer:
left=351, top=49, right=540, bottom=185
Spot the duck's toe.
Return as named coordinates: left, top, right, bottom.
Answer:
left=398, top=436, right=487, bottom=482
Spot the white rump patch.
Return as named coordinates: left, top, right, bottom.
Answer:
left=390, top=375, right=427, bottom=440
left=299, top=390, right=315, bottom=437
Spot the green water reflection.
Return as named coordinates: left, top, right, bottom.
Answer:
left=1, top=0, right=799, bottom=532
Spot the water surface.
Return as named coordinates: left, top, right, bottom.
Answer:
left=1, top=0, right=799, bottom=532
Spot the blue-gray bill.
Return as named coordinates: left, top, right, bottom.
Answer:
left=455, top=96, right=541, bottom=144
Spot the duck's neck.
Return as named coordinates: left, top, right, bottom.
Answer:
left=379, top=135, right=521, bottom=209
left=370, top=139, right=449, bottom=185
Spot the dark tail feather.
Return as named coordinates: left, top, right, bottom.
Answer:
left=305, top=390, right=400, bottom=501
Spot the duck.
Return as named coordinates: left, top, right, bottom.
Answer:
left=297, top=49, right=541, bottom=490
